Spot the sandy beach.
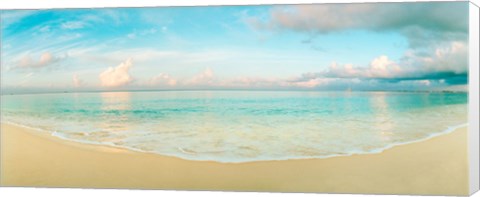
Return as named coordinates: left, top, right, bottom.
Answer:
left=0, top=123, right=469, bottom=195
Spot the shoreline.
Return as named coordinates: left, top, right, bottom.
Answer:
left=2, top=121, right=469, bottom=163
left=0, top=123, right=469, bottom=195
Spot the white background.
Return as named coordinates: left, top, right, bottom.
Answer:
left=1, top=0, right=479, bottom=197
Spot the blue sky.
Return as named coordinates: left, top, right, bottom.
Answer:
left=0, top=2, right=469, bottom=93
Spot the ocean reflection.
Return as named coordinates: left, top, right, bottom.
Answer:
left=99, top=92, right=132, bottom=133
left=370, top=92, right=394, bottom=142
left=101, top=92, right=132, bottom=111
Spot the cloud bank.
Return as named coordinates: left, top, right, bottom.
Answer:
left=248, top=2, right=468, bottom=48
left=244, top=2, right=468, bottom=90
left=289, top=41, right=468, bottom=89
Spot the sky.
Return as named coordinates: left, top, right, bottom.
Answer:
left=0, top=2, right=470, bottom=93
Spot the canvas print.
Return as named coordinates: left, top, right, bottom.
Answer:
left=0, top=2, right=474, bottom=195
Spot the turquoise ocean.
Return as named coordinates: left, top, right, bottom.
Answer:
left=1, top=91, right=468, bottom=163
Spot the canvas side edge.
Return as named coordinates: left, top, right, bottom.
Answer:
left=469, top=2, right=480, bottom=195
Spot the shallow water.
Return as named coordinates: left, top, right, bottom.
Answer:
left=1, top=91, right=468, bottom=162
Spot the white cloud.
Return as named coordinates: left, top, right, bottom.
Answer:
left=40, top=53, right=53, bottom=64
left=127, top=33, right=136, bottom=39
left=99, top=58, right=134, bottom=87
left=126, top=28, right=158, bottom=39
left=257, top=3, right=467, bottom=34
left=324, top=55, right=402, bottom=79
left=61, top=21, right=85, bottom=30
left=421, top=41, right=468, bottom=74
left=149, top=73, right=177, bottom=86
left=185, top=67, right=215, bottom=85
left=417, top=80, right=431, bottom=86
left=72, top=74, right=83, bottom=87
left=0, top=10, right=36, bottom=29
left=289, top=78, right=336, bottom=88
left=39, top=26, right=50, bottom=32
left=15, top=52, right=58, bottom=69
left=161, top=26, right=168, bottom=33
left=141, top=28, right=158, bottom=36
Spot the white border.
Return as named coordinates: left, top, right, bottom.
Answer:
left=1, top=1, right=480, bottom=197
left=469, top=2, right=480, bottom=195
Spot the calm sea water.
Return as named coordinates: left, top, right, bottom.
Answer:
left=1, top=91, right=468, bottom=162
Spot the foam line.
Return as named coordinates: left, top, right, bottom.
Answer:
left=1, top=120, right=469, bottom=163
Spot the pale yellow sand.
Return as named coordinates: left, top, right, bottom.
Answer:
left=0, top=123, right=469, bottom=195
